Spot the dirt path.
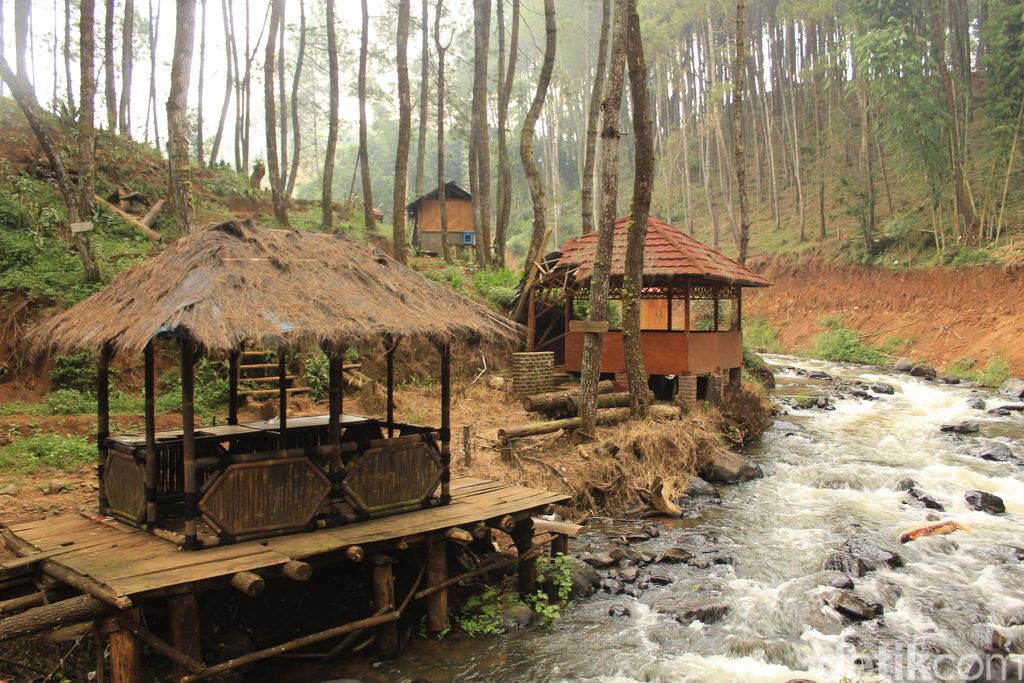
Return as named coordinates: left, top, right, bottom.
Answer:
left=746, top=256, right=1024, bottom=374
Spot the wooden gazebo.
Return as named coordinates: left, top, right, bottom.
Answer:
left=525, top=216, right=770, bottom=402
left=26, top=220, right=520, bottom=551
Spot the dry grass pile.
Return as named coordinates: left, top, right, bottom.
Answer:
left=718, top=381, right=774, bottom=446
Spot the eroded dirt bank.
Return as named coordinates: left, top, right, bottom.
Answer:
left=746, top=256, right=1024, bottom=374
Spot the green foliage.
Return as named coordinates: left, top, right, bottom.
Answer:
left=0, top=434, right=95, bottom=473
left=305, top=348, right=329, bottom=401
left=525, top=590, right=561, bottom=626
left=982, top=0, right=1024, bottom=125
left=538, top=553, right=573, bottom=603
left=45, top=389, right=96, bottom=415
left=876, top=335, right=914, bottom=356
left=793, top=394, right=819, bottom=410
left=812, top=317, right=886, bottom=365
left=51, top=352, right=97, bottom=393
left=472, top=268, right=520, bottom=310
left=454, top=588, right=517, bottom=637
left=743, top=316, right=781, bottom=353
left=944, top=247, right=995, bottom=267
left=980, top=354, right=1011, bottom=387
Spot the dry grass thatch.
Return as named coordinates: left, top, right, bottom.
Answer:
left=25, top=220, right=522, bottom=360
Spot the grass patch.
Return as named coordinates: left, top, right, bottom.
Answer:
left=876, top=335, right=914, bottom=356
left=811, top=316, right=886, bottom=365
left=944, top=353, right=1011, bottom=386
left=472, top=268, right=519, bottom=311
left=743, top=315, right=781, bottom=353
left=0, top=434, right=94, bottom=473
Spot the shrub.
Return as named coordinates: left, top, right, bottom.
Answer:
left=473, top=268, right=520, bottom=310
left=877, top=335, right=914, bottom=356
left=812, top=318, right=886, bottom=365
left=947, top=355, right=978, bottom=379
left=305, top=348, right=329, bottom=401
left=45, top=389, right=95, bottom=415
left=0, top=434, right=95, bottom=473
left=743, top=316, right=781, bottom=353
left=51, top=351, right=97, bottom=393
left=980, top=354, right=1011, bottom=387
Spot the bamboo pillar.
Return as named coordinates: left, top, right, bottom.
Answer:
left=144, top=342, right=157, bottom=525
left=277, top=351, right=288, bottom=449
left=97, top=343, right=111, bottom=513
left=385, top=337, right=395, bottom=438
left=109, top=608, right=142, bottom=683
left=512, top=518, right=537, bottom=597
left=426, top=539, right=448, bottom=634
left=370, top=556, right=398, bottom=658
left=526, top=289, right=536, bottom=351
left=327, top=348, right=343, bottom=475
left=227, top=349, right=239, bottom=425
left=181, top=339, right=198, bottom=549
left=167, top=593, right=202, bottom=679
left=439, top=344, right=451, bottom=504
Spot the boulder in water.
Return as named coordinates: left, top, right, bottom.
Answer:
left=822, top=551, right=868, bottom=577
left=582, top=552, right=617, bottom=568
left=965, top=489, right=1005, bottom=514
left=966, top=396, right=987, bottom=410
left=840, top=537, right=905, bottom=570
left=657, top=547, right=691, bottom=564
left=941, top=374, right=961, bottom=385
left=970, top=442, right=1021, bottom=464
left=940, top=420, right=980, bottom=434
left=823, top=588, right=882, bottom=621
left=910, top=363, right=937, bottom=379
left=999, top=377, right=1024, bottom=399
left=566, top=557, right=602, bottom=598
left=807, top=370, right=832, bottom=380
left=893, top=358, right=914, bottom=372
left=817, top=571, right=855, bottom=590
left=892, top=477, right=917, bottom=491
left=870, top=382, right=895, bottom=395
left=648, top=594, right=730, bottom=625
left=608, top=604, right=631, bottom=618
left=701, top=451, right=764, bottom=484
left=905, top=488, right=945, bottom=511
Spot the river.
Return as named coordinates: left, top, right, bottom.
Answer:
left=300, top=356, right=1024, bottom=682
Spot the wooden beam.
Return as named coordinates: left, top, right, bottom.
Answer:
left=568, top=319, right=609, bottom=334
left=166, top=594, right=202, bottom=678
left=229, top=571, right=265, bottom=597
left=439, top=344, right=452, bottom=503
left=426, top=539, right=448, bottom=635
left=386, top=336, right=396, bottom=438
left=0, top=594, right=110, bottom=642
left=109, top=609, right=143, bottom=683
left=140, top=198, right=165, bottom=228
left=181, top=339, right=198, bottom=549
left=278, top=352, right=288, bottom=449
left=144, top=342, right=157, bottom=524
left=444, top=527, right=473, bottom=545
left=97, top=343, right=111, bottom=513
left=94, top=194, right=162, bottom=241
left=531, top=518, right=583, bottom=538
left=227, top=349, right=239, bottom=426
left=345, top=545, right=364, bottom=563
left=413, top=546, right=546, bottom=600
left=327, top=349, right=343, bottom=475
left=513, top=519, right=537, bottom=597
left=281, top=561, right=313, bottom=582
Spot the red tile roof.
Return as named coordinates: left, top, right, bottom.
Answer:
left=556, top=216, right=771, bottom=287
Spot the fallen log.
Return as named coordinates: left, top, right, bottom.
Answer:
left=899, top=520, right=968, bottom=544
left=522, top=381, right=614, bottom=413
left=498, top=404, right=680, bottom=441
left=0, top=594, right=110, bottom=642
left=531, top=518, right=583, bottom=537
left=141, top=198, right=165, bottom=227
left=565, top=390, right=654, bottom=415
left=94, top=195, right=162, bottom=241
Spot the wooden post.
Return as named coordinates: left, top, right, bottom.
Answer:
left=439, top=344, right=451, bottom=504
left=551, top=533, right=569, bottom=558
left=94, top=625, right=106, bottom=683
left=426, top=539, right=448, bottom=634
left=526, top=288, right=537, bottom=351
left=167, top=593, right=202, bottom=679
left=277, top=351, right=288, bottom=449
left=144, top=342, right=157, bottom=525
left=462, top=425, right=472, bottom=466
left=370, top=555, right=398, bottom=658
left=385, top=337, right=395, bottom=438
left=109, top=608, right=142, bottom=683
left=181, top=339, right=198, bottom=549
left=736, top=289, right=743, bottom=331
left=512, top=518, right=537, bottom=597
left=684, top=280, right=691, bottom=333
left=713, top=283, right=720, bottom=332
left=97, top=343, right=111, bottom=513
left=228, top=349, right=239, bottom=425
left=327, top=348, right=343, bottom=476
left=666, top=288, right=673, bottom=330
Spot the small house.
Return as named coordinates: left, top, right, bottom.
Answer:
left=523, top=216, right=771, bottom=403
left=407, top=181, right=474, bottom=253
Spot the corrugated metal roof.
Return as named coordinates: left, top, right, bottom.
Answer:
left=556, top=216, right=771, bottom=287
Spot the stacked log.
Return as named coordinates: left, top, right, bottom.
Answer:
left=521, top=381, right=614, bottom=417
left=498, top=404, right=680, bottom=441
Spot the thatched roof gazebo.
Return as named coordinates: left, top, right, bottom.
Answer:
left=26, top=220, right=520, bottom=549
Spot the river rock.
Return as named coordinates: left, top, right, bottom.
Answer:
left=941, top=374, right=961, bottom=385
left=646, top=572, right=674, bottom=586
left=807, top=370, right=832, bottom=380
left=647, top=589, right=730, bottom=625
left=840, top=537, right=905, bottom=571
left=1004, top=609, right=1024, bottom=627
left=999, top=377, right=1024, bottom=399
left=683, top=476, right=720, bottom=498
left=608, top=604, right=631, bottom=618
left=600, top=578, right=623, bottom=594
left=618, top=566, right=639, bottom=583
left=893, top=358, right=914, bottom=372
left=503, top=603, right=535, bottom=628
left=940, top=420, right=980, bottom=434
left=911, top=363, right=937, bottom=379
left=970, top=442, right=1021, bottom=464
left=657, top=547, right=692, bottom=564
left=641, top=525, right=660, bottom=538
left=582, top=552, right=617, bottom=569
left=610, top=547, right=642, bottom=565
left=822, top=551, right=868, bottom=577
left=870, top=382, right=895, bottom=395
left=625, top=533, right=651, bottom=544
left=565, top=557, right=601, bottom=599
left=822, top=588, right=882, bottom=621
left=818, top=571, right=855, bottom=590
left=701, top=451, right=764, bottom=484
left=989, top=407, right=1012, bottom=416
left=892, top=477, right=917, bottom=491
left=965, top=490, right=1005, bottom=514
left=967, top=396, right=987, bottom=410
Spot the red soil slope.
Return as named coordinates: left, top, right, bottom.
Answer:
left=745, top=256, right=1024, bottom=375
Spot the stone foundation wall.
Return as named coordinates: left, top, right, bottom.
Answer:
left=512, top=352, right=555, bottom=397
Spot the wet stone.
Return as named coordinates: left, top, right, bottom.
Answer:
left=823, top=589, right=882, bottom=621
left=582, top=552, right=617, bottom=568
left=905, top=488, right=945, bottom=511
left=941, top=374, right=961, bottom=385
left=657, top=547, right=692, bottom=564
left=822, top=551, right=867, bottom=577
left=967, top=396, right=987, bottom=410
left=840, top=538, right=905, bottom=570
left=989, top=408, right=1012, bottom=416
left=940, top=420, right=980, bottom=434
left=911, top=363, right=937, bottom=379
left=625, top=534, right=651, bottom=544
left=807, top=370, right=832, bottom=380
left=647, top=573, right=674, bottom=586
left=893, top=358, right=914, bottom=372
left=608, top=604, right=631, bottom=618
left=600, top=578, right=623, bottom=595
left=892, top=477, right=917, bottom=492
left=818, top=571, right=855, bottom=590
left=610, top=547, right=642, bottom=564
left=999, top=377, right=1024, bottom=399
left=965, top=489, right=1005, bottom=515
left=870, top=383, right=895, bottom=395
left=641, top=525, right=660, bottom=538
left=970, top=442, right=1021, bottom=464
left=618, top=566, right=639, bottom=583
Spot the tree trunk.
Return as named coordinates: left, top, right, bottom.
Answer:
left=322, top=0, right=339, bottom=230
left=0, top=55, right=100, bottom=281
left=195, top=0, right=206, bottom=165
left=79, top=0, right=98, bottom=222
left=392, top=0, right=411, bottom=264
left=733, top=0, right=750, bottom=263
left=277, top=13, right=287, bottom=193
left=264, top=0, right=289, bottom=227
left=285, top=0, right=306, bottom=199
left=64, top=0, right=74, bottom=108
left=413, top=0, right=429, bottom=250
left=494, top=0, right=519, bottom=266
left=581, top=0, right=611, bottom=238
left=520, top=0, right=557, bottom=281
left=118, top=0, right=135, bottom=136
left=927, top=0, right=979, bottom=236
left=104, top=0, right=117, bottom=131
left=579, top=0, right=626, bottom=439
left=167, top=0, right=197, bottom=233
left=14, top=0, right=29, bottom=87
left=359, top=0, right=376, bottom=232
left=208, top=0, right=233, bottom=165
left=470, top=0, right=492, bottom=266
left=622, top=0, right=652, bottom=418
left=435, top=0, right=452, bottom=263
left=147, top=0, right=161, bottom=149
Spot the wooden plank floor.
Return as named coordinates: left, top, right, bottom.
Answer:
left=3, top=478, right=568, bottom=603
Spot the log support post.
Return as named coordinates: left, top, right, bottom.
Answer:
left=439, top=344, right=451, bottom=503
left=426, top=538, right=448, bottom=635
left=385, top=336, right=396, bottom=438
left=167, top=593, right=202, bottom=679
left=327, top=346, right=343, bottom=477
left=512, top=518, right=537, bottom=598
left=181, top=339, right=198, bottom=549
left=144, top=342, right=157, bottom=524
left=97, top=343, right=112, bottom=513
left=227, top=349, right=239, bottom=426
left=277, top=350, right=288, bottom=450
left=370, top=555, right=398, bottom=658
left=109, top=608, right=142, bottom=683
left=551, top=533, right=569, bottom=558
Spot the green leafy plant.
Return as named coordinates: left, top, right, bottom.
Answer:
left=51, top=351, right=97, bottom=393
left=876, top=335, right=914, bottom=356
left=538, top=553, right=574, bottom=603
left=812, top=317, right=886, bottom=365
left=304, top=348, right=329, bottom=401
left=455, top=588, right=515, bottom=637
left=45, top=389, right=96, bottom=415
left=525, top=590, right=561, bottom=626
left=0, top=434, right=94, bottom=473
left=980, top=354, right=1011, bottom=387
left=743, top=316, right=781, bottom=353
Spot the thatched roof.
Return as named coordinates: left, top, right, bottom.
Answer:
left=26, top=220, right=521, bottom=360
left=406, top=181, right=471, bottom=218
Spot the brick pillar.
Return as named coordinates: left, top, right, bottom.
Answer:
left=512, top=352, right=555, bottom=397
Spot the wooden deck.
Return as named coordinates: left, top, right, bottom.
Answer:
left=2, top=477, right=567, bottom=605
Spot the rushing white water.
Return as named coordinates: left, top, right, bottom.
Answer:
left=318, top=357, right=1024, bottom=683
